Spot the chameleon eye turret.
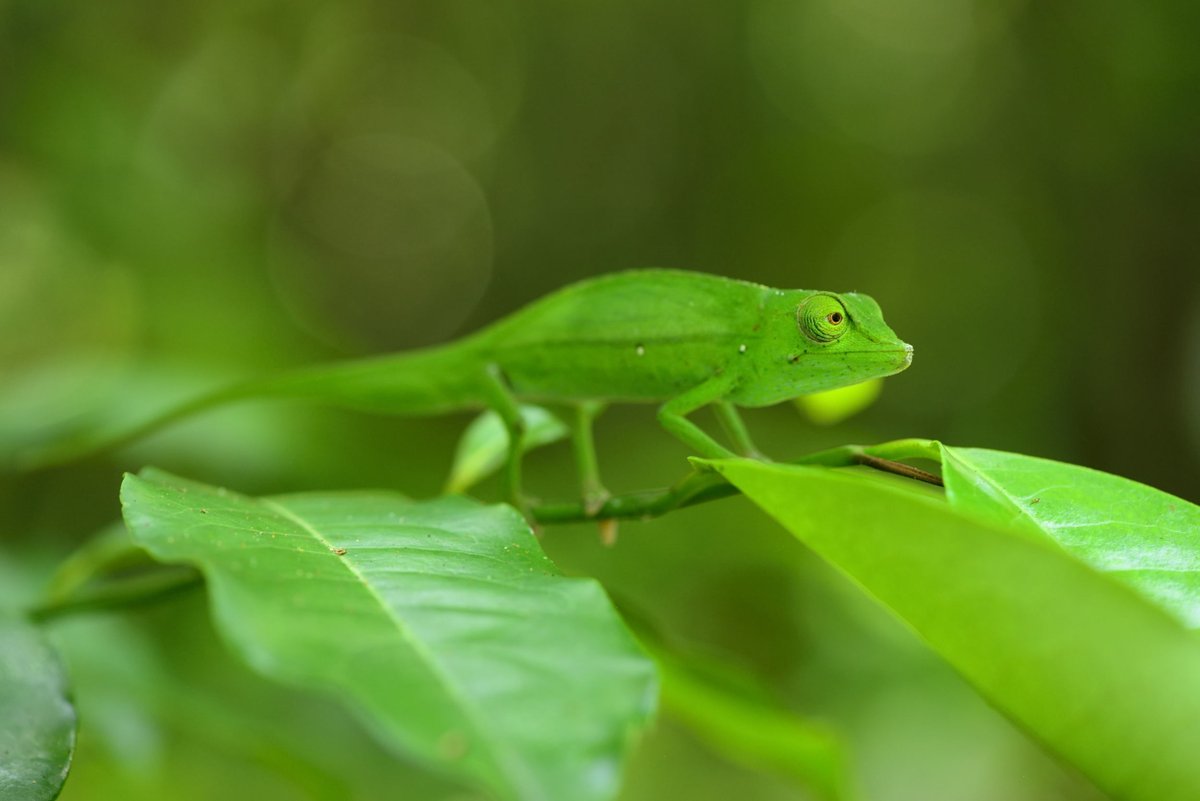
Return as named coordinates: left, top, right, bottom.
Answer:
left=797, top=294, right=849, bottom=343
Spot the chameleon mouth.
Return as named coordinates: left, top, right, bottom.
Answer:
left=791, top=344, right=913, bottom=374
left=794, top=345, right=912, bottom=360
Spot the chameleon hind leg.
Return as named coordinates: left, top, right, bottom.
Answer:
left=570, top=401, right=610, bottom=516
left=657, top=372, right=740, bottom=459
left=480, top=365, right=530, bottom=514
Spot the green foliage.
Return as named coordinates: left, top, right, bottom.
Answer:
left=703, top=457, right=1200, bottom=801
left=120, top=469, right=656, bottom=801
left=7, top=435, right=1199, bottom=801
left=3, top=0, right=1198, bottom=797
left=0, top=616, right=76, bottom=801
left=446, top=405, right=569, bottom=493
left=866, top=440, right=1200, bottom=628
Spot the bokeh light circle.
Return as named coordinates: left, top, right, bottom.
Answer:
left=268, top=135, right=493, bottom=351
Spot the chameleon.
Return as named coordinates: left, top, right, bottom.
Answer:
left=53, top=269, right=913, bottom=512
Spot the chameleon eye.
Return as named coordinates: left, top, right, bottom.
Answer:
left=798, top=294, right=849, bottom=343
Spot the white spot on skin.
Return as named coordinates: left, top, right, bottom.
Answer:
left=738, top=344, right=747, bottom=353
left=636, top=345, right=645, bottom=356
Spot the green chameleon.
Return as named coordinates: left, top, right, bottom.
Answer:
left=57, top=269, right=912, bottom=513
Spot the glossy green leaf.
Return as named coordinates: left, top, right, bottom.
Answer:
left=704, top=458, right=1200, bottom=801
left=120, top=469, right=656, bottom=801
left=654, top=647, right=852, bottom=801
left=865, top=439, right=1200, bottom=628
left=0, top=616, right=76, bottom=801
left=445, top=404, right=569, bottom=493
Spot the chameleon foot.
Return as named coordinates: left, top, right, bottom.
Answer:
left=582, top=487, right=612, bottom=517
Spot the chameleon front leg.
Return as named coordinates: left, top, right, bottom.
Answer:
left=712, top=401, right=763, bottom=459
left=657, top=372, right=739, bottom=459
left=479, top=365, right=529, bottom=512
left=571, top=401, right=610, bottom=516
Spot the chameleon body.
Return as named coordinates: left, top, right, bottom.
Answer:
left=252, top=269, right=909, bottom=412
left=79, top=270, right=913, bottom=508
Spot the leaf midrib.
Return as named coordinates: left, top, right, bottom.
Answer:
left=258, top=496, right=537, bottom=800
left=943, top=448, right=1054, bottom=533
left=949, top=448, right=1191, bottom=545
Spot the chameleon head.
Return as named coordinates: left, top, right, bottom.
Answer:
left=730, top=289, right=913, bottom=407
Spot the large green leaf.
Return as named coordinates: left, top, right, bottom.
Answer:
left=0, top=615, right=76, bottom=801
left=120, top=469, right=656, bottom=801
left=865, top=440, right=1200, bottom=627
left=703, top=458, right=1200, bottom=801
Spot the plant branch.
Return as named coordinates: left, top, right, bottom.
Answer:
left=531, top=470, right=736, bottom=524
left=27, top=443, right=944, bottom=618
left=529, top=445, right=943, bottom=525
left=29, top=566, right=203, bottom=622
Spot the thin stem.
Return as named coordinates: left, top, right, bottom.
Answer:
left=530, top=470, right=735, bottom=524
left=529, top=444, right=943, bottom=525
left=29, top=566, right=203, bottom=622
left=43, top=527, right=154, bottom=602
left=27, top=443, right=943, bottom=619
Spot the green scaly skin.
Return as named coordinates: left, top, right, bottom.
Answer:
left=29, top=270, right=913, bottom=512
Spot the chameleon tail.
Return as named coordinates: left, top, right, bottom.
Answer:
left=14, top=343, right=487, bottom=471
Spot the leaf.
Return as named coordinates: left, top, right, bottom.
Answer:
left=703, top=457, right=1200, bottom=801
left=794, top=378, right=883, bottom=426
left=0, top=615, right=76, bottom=801
left=445, top=404, right=569, bottom=493
left=120, top=469, right=656, bottom=801
left=864, top=439, right=1200, bottom=628
left=653, top=646, right=852, bottom=801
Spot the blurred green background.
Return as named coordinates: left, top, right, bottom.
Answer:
left=2, top=0, right=1197, bottom=799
